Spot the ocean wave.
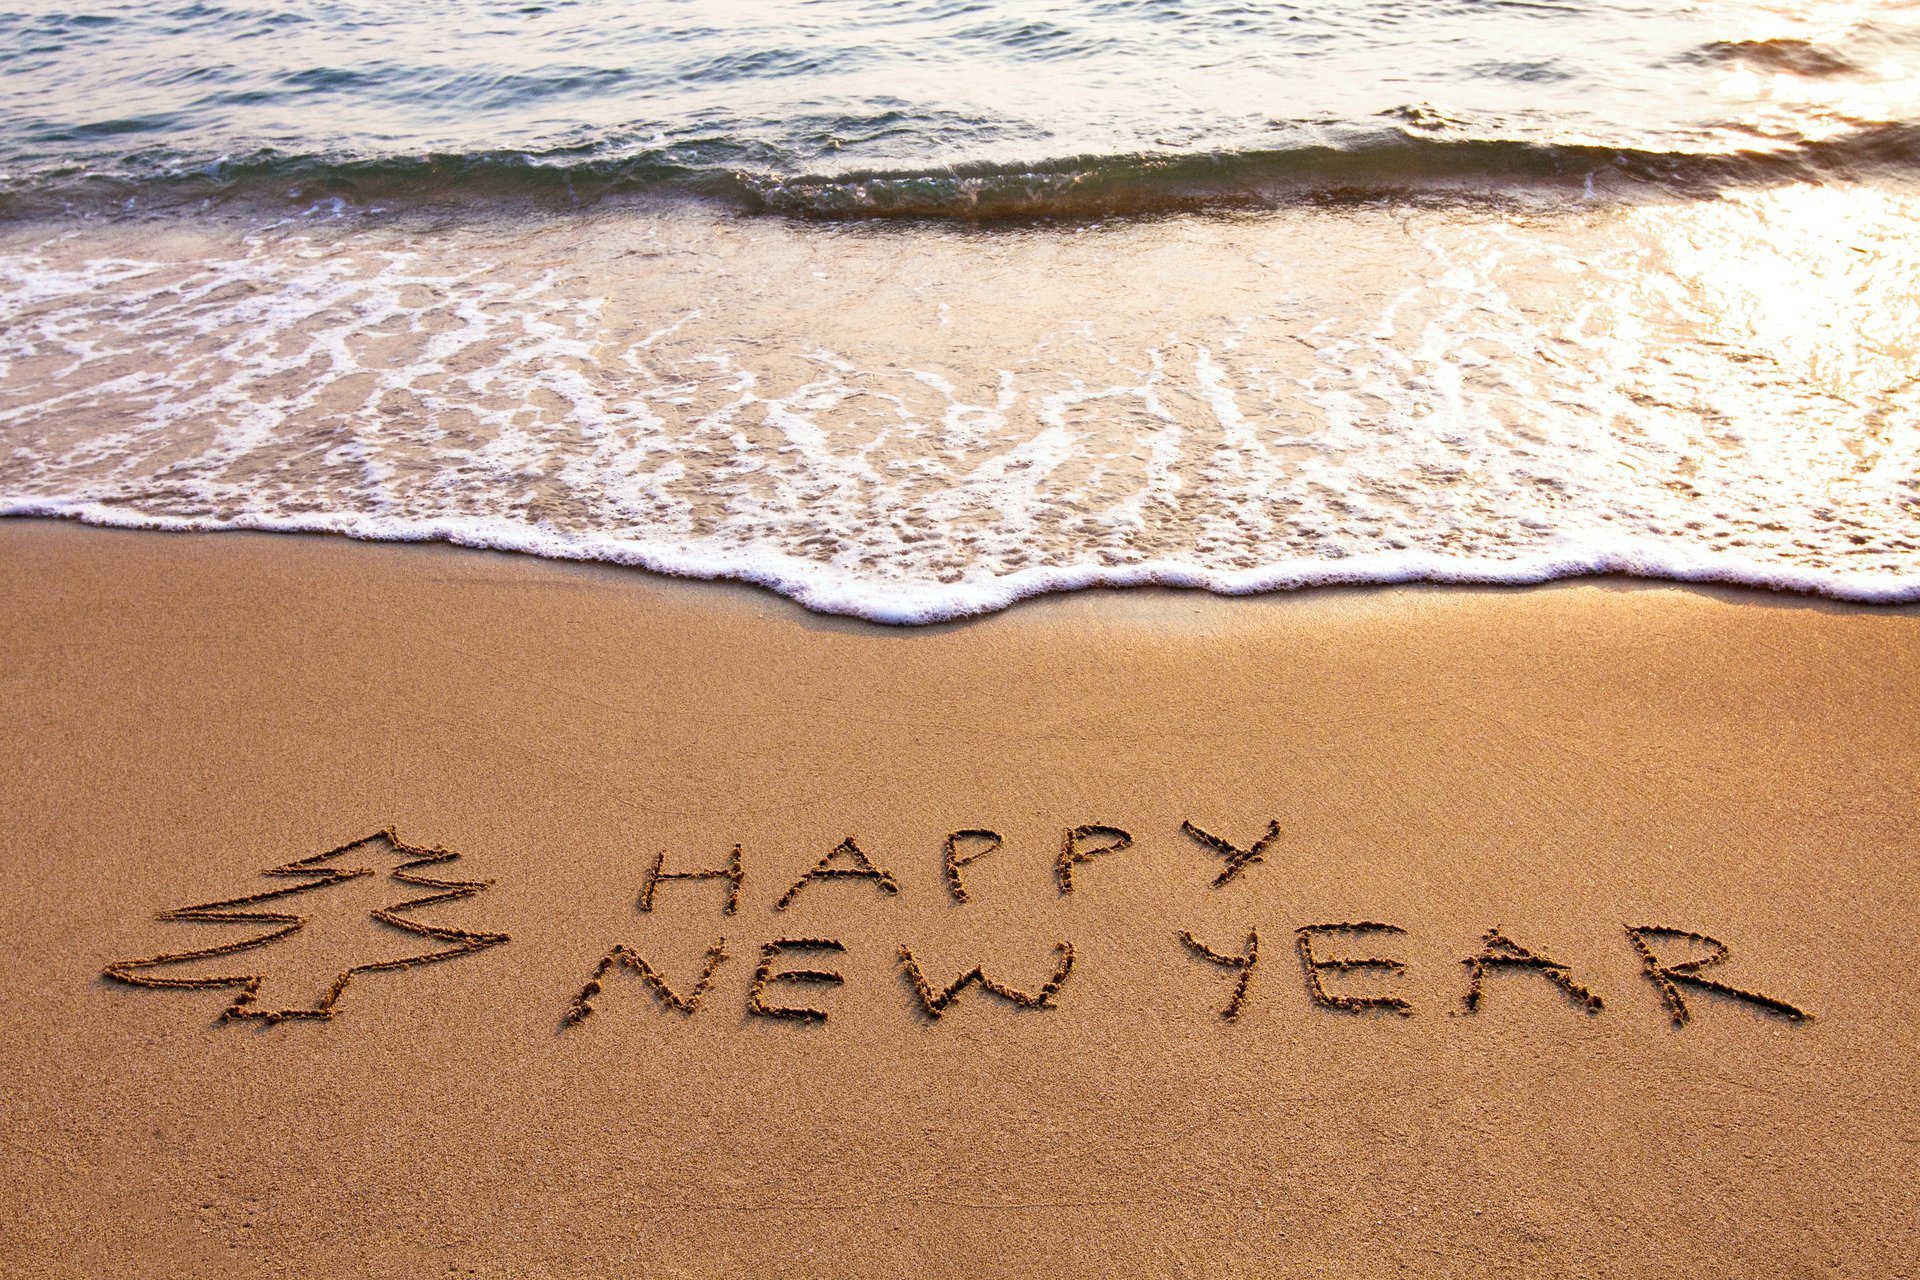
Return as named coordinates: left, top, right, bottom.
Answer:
left=6, top=123, right=1920, bottom=221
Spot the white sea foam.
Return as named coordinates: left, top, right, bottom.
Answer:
left=7, top=493, right=1920, bottom=624
left=2, top=190, right=1916, bottom=622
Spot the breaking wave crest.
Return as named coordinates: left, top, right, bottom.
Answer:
left=8, top=123, right=1920, bottom=221
left=9, top=124, right=1920, bottom=222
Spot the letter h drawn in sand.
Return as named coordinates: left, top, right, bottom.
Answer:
left=640, top=844, right=743, bottom=916
left=102, top=828, right=509, bottom=1024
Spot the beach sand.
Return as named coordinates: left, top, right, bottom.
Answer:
left=1, top=517, right=1915, bottom=1278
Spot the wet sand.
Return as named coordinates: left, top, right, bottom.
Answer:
left=1, top=517, right=1915, bottom=1278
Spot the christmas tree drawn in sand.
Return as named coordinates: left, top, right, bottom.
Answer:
left=103, top=828, right=509, bottom=1023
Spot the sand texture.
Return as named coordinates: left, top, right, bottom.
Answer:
left=1, top=519, right=1916, bottom=1278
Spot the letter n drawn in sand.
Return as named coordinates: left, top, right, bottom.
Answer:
left=564, top=938, right=730, bottom=1027
left=1294, top=922, right=1413, bottom=1016
left=101, top=828, right=509, bottom=1024
left=1624, top=925, right=1810, bottom=1028
left=895, top=942, right=1075, bottom=1019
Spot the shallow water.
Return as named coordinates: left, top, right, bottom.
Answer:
left=3, top=0, right=1918, bottom=214
left=4, top=186, right=1915, bottom=620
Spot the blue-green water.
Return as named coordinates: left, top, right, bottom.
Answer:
left=4, top=0, right=1918, bottom=215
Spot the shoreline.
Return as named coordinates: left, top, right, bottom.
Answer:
left=2, top=518, right=1915, bottom=1276
left=7, top=505, right=1920, bottom=625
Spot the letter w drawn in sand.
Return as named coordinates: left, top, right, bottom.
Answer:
left=102, top=829, right=509, bottom=1023
left=896, top=942, right=1076, bottom=1019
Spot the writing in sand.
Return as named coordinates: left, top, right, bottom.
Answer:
left=103, top=824, right=1812, bottom=1031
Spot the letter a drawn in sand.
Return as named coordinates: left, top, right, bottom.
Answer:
left=102, top=828, right=509, bottom=1024
left=1459, top=927, right=1604, bottom=1016
left=775, top=838, right=899, bottom=911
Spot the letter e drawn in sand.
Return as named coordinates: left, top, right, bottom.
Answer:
left=1181, top=819, right=1281, bottom=888
left=775, top=838, right=899, bottom=911
left=640, top=844, right=743, bottom=916
left=748, top=939, right=847, bottom=1023
left=1459, top=927, right=1604, bottom=1016
left=1295, top=922, right=1413, bottom=1016
left=1179, top=929, right=1261, bottom=1020
left=896, top=941, right=1075, bottom=1019
left=101, top=828, right=509, bottom=1024
left=564, top=937, right=730, bottom=1027
left=1056, top=825, right=1132, bottom=895
left=943, top=829, right=1002, bottom=904
left=1624, top=925, right=1811, bottom=1028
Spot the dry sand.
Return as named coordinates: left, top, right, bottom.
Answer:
left=0, top=518, right=1915, bottom=1278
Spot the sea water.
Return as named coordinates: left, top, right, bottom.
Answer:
left=2, top=0, right=1917, bottom=619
